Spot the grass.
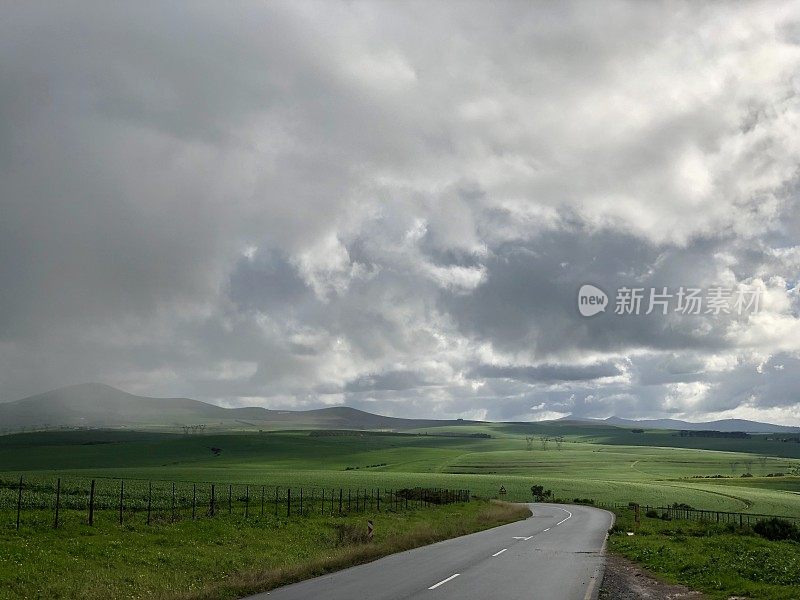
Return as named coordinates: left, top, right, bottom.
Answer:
left=608, top=506, right=800, bottom=599
left=0, top=500, right=529, bottom=600
left=2, top=428, right=798, bottom=516
left=2, top=424, right=800, bottom=599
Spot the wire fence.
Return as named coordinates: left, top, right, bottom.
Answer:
left=1, top=475, right=470, bottom=530
left=595, top=500, right=800, bottom=525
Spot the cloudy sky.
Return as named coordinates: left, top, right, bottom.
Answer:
left=2, top=1, right=800, bottom=424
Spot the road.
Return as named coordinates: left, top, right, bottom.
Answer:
left=247, top=503, right=614, bottom=600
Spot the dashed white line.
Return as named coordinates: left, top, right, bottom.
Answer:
left=543, top=527, right=550, bottom=532
left=513, top=535, right=533, bottom=540
left=492, top=548, right=507, bottom=557
left=428, top=574, right=460, bottom=590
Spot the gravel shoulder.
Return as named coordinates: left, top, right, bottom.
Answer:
left=600, top=552, right=707, bottom=600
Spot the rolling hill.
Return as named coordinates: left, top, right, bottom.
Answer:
left=600, top=415, right=800, bottom=433
left=0, top=383, right=475, bottom=432
left=2, top=384, right=798, bottom=434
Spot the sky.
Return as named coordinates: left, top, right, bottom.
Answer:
left=2, top=1, right=800, bottom=424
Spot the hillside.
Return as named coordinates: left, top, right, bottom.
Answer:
left=0, top=383, right=475, bottom=432
left=601, top=415, right=800, bottom=434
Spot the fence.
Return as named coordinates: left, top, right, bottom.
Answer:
left=597, top=501, right=799, bottom=526
left=1, top=475, right=470, bottom=530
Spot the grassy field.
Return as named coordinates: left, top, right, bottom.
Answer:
left=1, top=427, right=798, bottom=518
left=2, top=423, right=799, bottom=599
left=0, top=499, right=529, bottom=600
left=609, top=506, right=800, bottom=599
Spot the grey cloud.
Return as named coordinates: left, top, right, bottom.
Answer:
left=2, top=2, right=800, bottom=426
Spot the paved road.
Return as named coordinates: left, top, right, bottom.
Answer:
left=247, top=503, right=614, bottom=600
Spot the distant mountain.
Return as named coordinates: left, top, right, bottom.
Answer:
left=0, top=383, right=476, bottom=432
left=596, top=415, right=800, bottom=434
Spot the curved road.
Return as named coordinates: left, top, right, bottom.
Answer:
left=247, top=503, right=614, bottom=600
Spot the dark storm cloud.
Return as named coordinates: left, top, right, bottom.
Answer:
left=469, top=361, right=622, bottom=383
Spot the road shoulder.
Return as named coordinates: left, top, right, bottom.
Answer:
left=600, top=553, right=706, bottom=600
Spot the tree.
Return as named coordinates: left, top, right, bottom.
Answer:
left=530, top=485, right=552, bottom=502
left=525, top=436, right=535, bottom=451
left=539, top=436, right=549, bottom=451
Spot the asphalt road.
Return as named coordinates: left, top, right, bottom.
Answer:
left=247, top=503, right=614, bottom=600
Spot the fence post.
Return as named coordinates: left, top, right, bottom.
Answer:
left=171, top=482, right=175, bottom=522
left=339, top=489, right=343, bottom=514
left=210, top=484, right=216, bottom=517
left=88, top=479, right=96, bottom=525
left=147, top=481, right=152, bottom=525
left=348, top=489, right=351, bottom=512
left=321, top=489, right=325, bottom=515
left=16, top=476, right=22, bottom=531
left=275, top=487, right=279, bottom=517
left=119, top=480, right=124, bottom=525
left=299, top=488, right=303, bottom=515
left=192, top=484, right=197, bottom=520
left=287, top=488, right=291, bottom=517
left=53, top=478, right=61, bottom=529
left=377, top=488, right=381, bottom=512
left=261, top=485, right=265, bottom=517
left=245, top=485, right=250, bottom=518
left=228, top=484, right=232, bottom=514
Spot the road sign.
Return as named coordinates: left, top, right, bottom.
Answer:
left=499, top=486, right=507, bottom=496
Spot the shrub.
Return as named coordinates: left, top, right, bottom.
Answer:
left=753, top=518, right=800, bottom=542
left=645, top=509, right=659, bottom=518
left=334, top=523, right=372, bottom=546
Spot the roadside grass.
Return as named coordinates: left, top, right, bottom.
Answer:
left=608, top=507, right=800, bottom=600
left=0, top=500, right=529, bottom=600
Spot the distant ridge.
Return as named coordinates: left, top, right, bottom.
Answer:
left=3, top=384, right=798, bottom=434
left=560, top=414, right=800, bottom=434
left=0, top=383, right=477, bottom=432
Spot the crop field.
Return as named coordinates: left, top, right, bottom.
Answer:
left=1, top=426, right=798, bottom=519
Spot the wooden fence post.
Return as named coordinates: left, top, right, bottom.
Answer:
left=16, top=476, right=22, bottom=531
left=53, top=478, right=61, bottom=529
left=377, top=488, right=381, bottom=512
left=147, top=481, right=152, bottom=525
left=88, top=479, right=96, bottom=525
left=339, top=489, right=343, bottom=514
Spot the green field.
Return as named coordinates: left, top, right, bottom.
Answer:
left=1, top=425, right=799, bottom=518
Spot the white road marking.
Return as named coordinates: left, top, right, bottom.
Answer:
left=553, top=507, right=573, bottom=526
left=543, top=527, right=550, bottom=532
left=512, top=535, right=533, bottom=540
left=428, top=574, right=460, bottom=590
left=492, top=548, right=507, bottom=557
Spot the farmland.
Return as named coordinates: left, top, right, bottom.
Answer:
left=1, top=425, right=799, bottom=517
left=1, top=422, right=799, bottom=599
